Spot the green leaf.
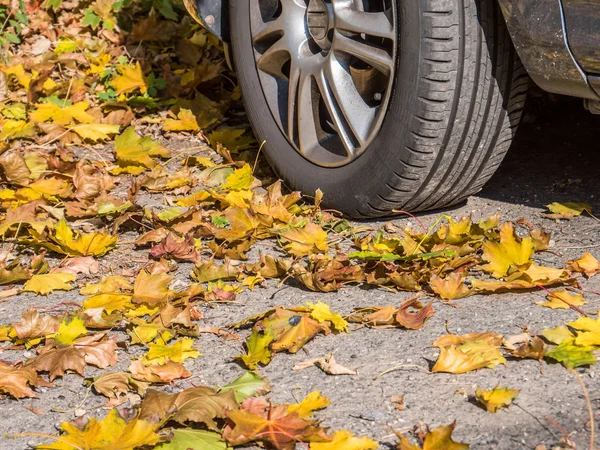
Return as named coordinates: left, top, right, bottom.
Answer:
left=5, top=32, right=21, bottom=44
left=156, top=429, right=228, bottom=450
left=82, top=8, right=101, bottom=28
left=220, top=371, right=271, bottom=403
left=545, top=340, right=597, bottom=368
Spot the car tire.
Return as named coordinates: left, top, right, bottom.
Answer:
left=230, top=0, right=529, bottom=218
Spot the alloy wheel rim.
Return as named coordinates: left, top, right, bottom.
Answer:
left=250, top=0, right=397, bottom=167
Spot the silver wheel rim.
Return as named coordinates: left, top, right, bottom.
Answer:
left=250, top=0, right=397, bottom=167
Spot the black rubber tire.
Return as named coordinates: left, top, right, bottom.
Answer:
left=230, top=0, right=529, bottom=218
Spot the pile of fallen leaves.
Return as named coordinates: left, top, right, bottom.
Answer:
left=1, top=0, right=600, bottom=448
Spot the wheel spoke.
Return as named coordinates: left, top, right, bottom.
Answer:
left=332, top=30, right=394, bottom=77
left=252, top=16, right=285, bottom=44
left=257, top=38, right=289, bottom=78
left=334, top=0, right=394, bottom=40
left=296, top=74, right=321, bottom=156
left=286, top=60, right=301, bottom=142
left=322, top=56, right=376, bottom=148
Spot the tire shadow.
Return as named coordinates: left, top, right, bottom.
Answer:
left=477, top=88, right=600, bottom=210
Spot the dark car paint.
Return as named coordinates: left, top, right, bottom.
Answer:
left=187, top=0, right=600, bottom=101
left=561, top=0, right=600, bottom=97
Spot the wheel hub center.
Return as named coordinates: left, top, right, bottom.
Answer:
left=306, top=0, right=331, bottom=50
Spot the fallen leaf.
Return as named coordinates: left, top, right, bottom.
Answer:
left=537, top=289, right=586, bottom=310
left=432, top=333, right=505, bottom=374
left=128, top=360, right=191, bottom=383
left=139, top=386, right=238, bottom=429
left=293, top=353, right=357, bottom=375
left=223, top=398, right=329, bottom=450
left=475, top=386, right=519, bottom=412
left=544, top=202, right=593, bottom=219
left=430, top=273, right=471, bottom=300
left=220, top=371, right=271, bottom=403
left=22, top=272, right=76, bottom=296
left=311, top=430, right=378, bottom=450
left=111, top=62, right=148, bottom=95
left=141, top=338, right=200, bottom=365
left=0, top=361, right=38, bottom=398
left=36, top=408, right=160, bottom=449
left=163, top=108, right=200, bottom=132
left=396, top=422, right=469, bottom=450
left=306, top=301, right=348, bottom=333
left=155, top=429, right=228, bottom=450
left=567, top=252, right=600, bottom=278
left=280, top=222, right=329, bottom=257
left=480, top=222, right=534, bottom=278
left=287, top=391, right=330, bottom=419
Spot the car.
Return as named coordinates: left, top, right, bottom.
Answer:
left=184, top=0, right=600, bottom=218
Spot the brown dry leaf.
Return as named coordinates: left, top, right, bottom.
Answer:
left=395, top=297, right=435, bottom=330
left=139, top=386, right=238, bottom=429
left=293, top=353, right=357, bottom=375
left=150, top=233, right=199, bottom=262
left=223, top=397, right=330, bottom=450
left=0, top=361, right=39, bottom=398
left=128, top=360, right=191, bottom=383
left=504, top=334, right=546, bottom=360
left=567, top=252, right=600, bottom=278
left=28, top=333, right=118, bottom=380
left=132, top=269, right=173, bottom=306
left=430, top=272, right=471, bottom=300
left=12, top=308, right=59, bottom=344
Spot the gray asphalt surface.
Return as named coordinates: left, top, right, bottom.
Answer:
left=1, top=92, right=599, bottom=449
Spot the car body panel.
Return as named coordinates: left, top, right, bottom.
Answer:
left=186, top=0, right=600, bottom=100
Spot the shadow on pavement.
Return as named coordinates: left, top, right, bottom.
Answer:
left=478, top=89, right=600, bottom=210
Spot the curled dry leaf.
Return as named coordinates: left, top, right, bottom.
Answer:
left=567, top=252, right=600, bottom=278
left=139, top=386, right=238, bottom=429
left=28, top=333, right=118, bottom=380
left=0, top=361, right=39, bottom=399
left=430, top=272, right=471, bottom=300
left=128, top=360, right=192, bottom=383
left=293, top=353, right=358, bottom=375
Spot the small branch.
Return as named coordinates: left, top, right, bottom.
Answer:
left=568, top=367, right=595, bottom=450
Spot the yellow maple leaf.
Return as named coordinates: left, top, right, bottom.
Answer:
left=480, top=222, right=535, bottom=278
left=568, top=252, right=600, bottom=278
left=397, top=422, right=469, bottom=450
left=70, top=124, right=121, bottom=142
left=30, top=101, right=95, bottom=126
left=537, top=289, right=586, bottom=310
left=53, top=317, right=88, bottom=345
left=163, top=108, right=200, bottom=132
left=568, top=314, right=600, bottom=347
left=287, top=391, right=330, bottom=419
left=0, top=119, right=36, bottom=141
left=16, top=177, right=73, bottom=202
left=281, top=222, right=329, bottom=257
left=23, top=273, right=77, bottom=296
left=430, top=272, right=471, bottom=300
left=307, top=301, right=348, bottom=332
left=141, top=338, right=200, bottom=365
left=83, top=293, right=134, bottom=314
left=38, top=220, right=118, bottom=257
left=475, top=386, right=519, bottom=413
left=545, top=202, right=593, bottom=219
left=432, top=337, right=505, bottom=374
left=110, top=62, right=148, bottom=95
left=311, top=430, right=378, bottom=450
left=36, top=408, right=160, bottom=450
left=1, top=63, right=33, bottom=88
left=221, top=164, right=257, bottom=191
left=114, top=126, right=170, bottom=169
